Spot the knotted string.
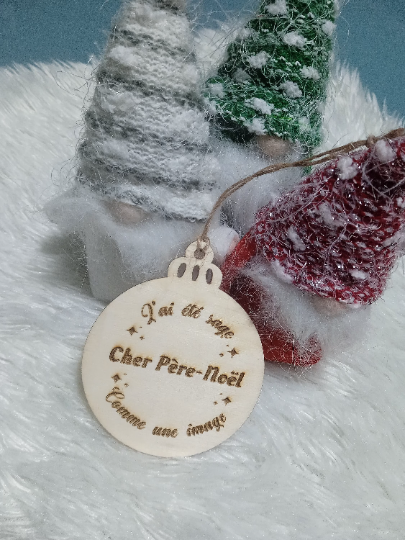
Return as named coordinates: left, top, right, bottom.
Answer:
left=198, top=127, right=405, bottom=245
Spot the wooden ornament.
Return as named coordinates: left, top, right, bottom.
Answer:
left=82, top=241, right=264, bottom=457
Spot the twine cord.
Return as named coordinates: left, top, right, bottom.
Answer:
left=198, top=127, right=405, bottom=245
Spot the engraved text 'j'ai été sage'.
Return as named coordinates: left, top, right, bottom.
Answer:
left=141, top=300, right=234, bottom=339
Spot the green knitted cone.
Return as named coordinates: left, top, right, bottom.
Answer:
left=205, top=0, right=336, bottom=153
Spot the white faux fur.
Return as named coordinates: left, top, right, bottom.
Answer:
left=2, top=57, right=405, bottom=540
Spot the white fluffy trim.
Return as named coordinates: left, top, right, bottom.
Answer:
left=245, top=259, right=370, bottom=355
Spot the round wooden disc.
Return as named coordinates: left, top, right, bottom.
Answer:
left=82, top=274, right=264, bottom=457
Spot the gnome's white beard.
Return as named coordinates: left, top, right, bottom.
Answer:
left=46, top=188, right=204, bottom=301
left=213, top=138, right=304, bottom=235
left=245, top=259, right=371, bottom=356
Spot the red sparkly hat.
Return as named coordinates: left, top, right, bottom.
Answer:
left=222, top=136, right=405, bottom=306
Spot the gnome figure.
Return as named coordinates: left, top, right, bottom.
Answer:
left=205, top=0, right=337, bottom=158
left=221, top=135, right=405, bottom=365
left=48, top=0, right=236, bottom=300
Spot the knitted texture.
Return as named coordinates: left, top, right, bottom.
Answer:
left=205, top=0, right=336, bottom=152
left=77, top=0, right=218, bottom=221
left=222, top=137, right=405, bottom=306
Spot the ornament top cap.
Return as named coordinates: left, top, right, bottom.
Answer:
left=167, top=241, right=222, bottom=289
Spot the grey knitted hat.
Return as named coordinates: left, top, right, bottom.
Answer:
left=77, top=0, right=218, bottom=221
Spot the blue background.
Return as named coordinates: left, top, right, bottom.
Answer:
left=0, top=0, right=404, bottom=118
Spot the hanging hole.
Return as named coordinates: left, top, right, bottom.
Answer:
left=206, top=268, right=213, bottom=285
left=194, top=248, right=205, bottom=260
left=192, top=265, right=200, bottom=281
left=177, top=263, right=186, bottom=278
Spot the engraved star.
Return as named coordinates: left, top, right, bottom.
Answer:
left=228, top=348, right=239, bottom=357
left=213, top=401, right=218, bottom=405
left=112, top=374, right=121, bottom=383
left=222, top=397, right=232, bottom=405
left=127, top=326, right=137, bottom=335
left=219, top=353, right=224, bottom=357
left=140, top=336, right=144, bottom=340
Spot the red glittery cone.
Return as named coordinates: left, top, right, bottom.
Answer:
left=222, top=136, right=405, bottom=365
